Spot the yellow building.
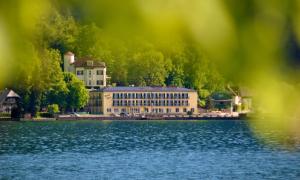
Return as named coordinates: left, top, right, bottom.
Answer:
left=101, top=87, right=198, bottom=115
left=63, top=51, right=108, bottom=89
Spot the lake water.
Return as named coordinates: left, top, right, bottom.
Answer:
left=0, top=120, right=300, bottom=179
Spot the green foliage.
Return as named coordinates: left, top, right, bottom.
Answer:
left=236, top=104, right=242, bottom=113
left=43, top=49, right=68, bottom=108
left=0, top=112, right=11, bottom=117
left=211, top=91, right=232, bottom=100
left=166, top=64, right=185, bottom=87
left=37, top=112, right=54, bottom=118
left=199, top=100, right=206, bottom=108
left=211, top=91, right=233, bottom=110
left=47, top=104, right=60, bottom=114
left=63, top=72, right=89, bottom=111
left=129, top=51, right=169, bottom=86
left=36, top=10, right=79, bottom=52
left=4, top=2, right=230, bottom=114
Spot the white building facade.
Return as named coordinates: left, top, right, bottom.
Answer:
left=63, top=52, right=107, bottom=89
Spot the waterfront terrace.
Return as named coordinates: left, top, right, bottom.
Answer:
left=102, top=86, right=198, bottom=115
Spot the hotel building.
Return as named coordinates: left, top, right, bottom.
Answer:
left=100, top=87, right=198, bottom=115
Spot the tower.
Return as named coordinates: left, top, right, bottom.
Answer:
left=63, top=51, right=75, bottom=72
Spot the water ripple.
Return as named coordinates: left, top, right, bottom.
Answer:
left=0, top=120, right=300, bottom=179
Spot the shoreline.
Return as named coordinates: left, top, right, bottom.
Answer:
left=0, top=115, right=248, bottom=121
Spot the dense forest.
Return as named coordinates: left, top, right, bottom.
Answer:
left=1, top=3, right=227, bottom=116
left=1, top=0, right=300, bottom=118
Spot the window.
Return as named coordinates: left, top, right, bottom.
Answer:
left=89, top=70, right=92, bottom=77
left=191, top=108, right=195, bottom=112
left=87, top=60, right=94, bottom=66
left=181, top=101, right=185, bottom=106
left=107, top=108, right=111, bottom=113
left=185, top=101, right=188, bottom=106
left=114, top=108, right=119, bottom=113
left=96, top=70, right=103, bottom=75
left=89, top=80, right=92, bottom=86
left=183, top=108, right=187, bottom=113
left=170, top=101, right=174, bottom=106
left=151, top=100, right=154, bottom=106
left=176, top=108, right=180, bottom=113
left=167, top=108, right=171, bottom=113
left=76, top=70, right=83, bottom=75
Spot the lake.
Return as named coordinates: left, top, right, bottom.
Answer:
left=0, top=120, right=299, bottom=179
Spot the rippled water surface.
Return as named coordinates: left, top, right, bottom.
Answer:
left=0, top=120, right=300, bottom=179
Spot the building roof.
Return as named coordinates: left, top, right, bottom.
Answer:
left=72, top=57, right=106, bottom=68
left=64, top=51, right=74, bottom=56
left=0, top=89, right=20, bottom=104
left=103, top=86, right=196, bottom=92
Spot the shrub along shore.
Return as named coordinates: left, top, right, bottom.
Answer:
left=1, top=113, right=247, bottom=121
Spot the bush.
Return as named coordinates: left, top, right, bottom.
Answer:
left=37, top=112, right=53, bottom=118
left=235, top=104, right=242, bottom=112
left=199, top=100, right=206, bottom=108
left=187, top=111, right=193, bottom=116
left=47, top=104, right=60, bottom=114
left=0, top=112, right=11, bottom=117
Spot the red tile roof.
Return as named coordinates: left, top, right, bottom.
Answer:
left=72, top=57, right=106, bottom=68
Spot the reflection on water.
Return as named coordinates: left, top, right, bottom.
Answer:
left=0, top=120, right=300, bottom=179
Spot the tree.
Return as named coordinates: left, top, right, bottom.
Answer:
left=63, top=72, right=89, bottom=112
left=36, top=10, right=79, bottom=53
left=42, top=49, right=68, bottom=109
left=48, top=104, right=60, bottom=114
left=166, top=65, right=185, bottom=87
left=210, top=91, right=232, bottom=110
left=129, top=50, right=170, bottom=86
